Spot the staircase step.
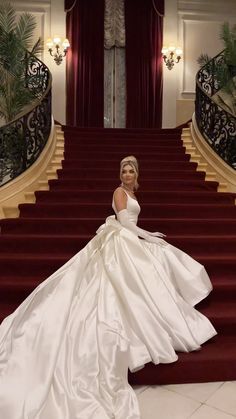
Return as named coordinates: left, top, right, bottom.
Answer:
left=46, top=169, right=58, bottom=179
left=196, top=256, right=236, bottom=279
left=34, top=190, right=235, bottom=205
left=64, top=151, right=190, bottom=161
left=18, top=203, right=236, bottom=219
left=61, top=160, right=199, bottom=171
left=63, top=126, right=181, bottom=133
left=64, top=145, right=187, bottom=154
left=0, top=277, right=42, bottom=302
left=52, top=177, right=219, bottom=192
left=197, top=163, right=208, bottom=170
left=207, top=278, right=236, bottom=302
left=0, top=254, right=70, bottom=278
left=57, top=167, right=206, bottom=180
left=205, top=172, right=217, bottom=181
left=168, top=236, right=236, bottom=255
left=38, top=180, right=49, bottom=190
left=64, top=139, right=183, bottom=147
left=63, top=127, right=181, bottom=138
left=0, top=234, right=88, bottom=254
left=2, top=217, right=236, bottom=236
left=64, top=131, right=182, bottom=139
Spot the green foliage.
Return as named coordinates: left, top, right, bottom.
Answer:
left=220, top=22, right=236, bottom=66
left=197, top=22, right=236, bottom=70
left=197, top=22, right=236, bottom=115
left=0, top=67, right=35, bottom=122
left=0, top=1, right=43, bottom=123
left=218, top=23, right=236, bottom=113
left=15, top=13, right=37, bottom=49
left=0, top=1, right=15, bottom=34
left=197, top=53, right=212, bottom=67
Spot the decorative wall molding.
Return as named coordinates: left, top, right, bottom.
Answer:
left=12, top=0, right=50, bottom=7
left=180, top=17, right=223, bottom=94
left=178, top=0, right=236, bottom=15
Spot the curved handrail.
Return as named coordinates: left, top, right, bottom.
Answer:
left=195, top=50, right=236, bottom=169
left=0, top=51, right=52, bottom=186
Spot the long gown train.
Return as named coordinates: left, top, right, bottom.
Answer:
left=0, top=194, right=217, bottom=418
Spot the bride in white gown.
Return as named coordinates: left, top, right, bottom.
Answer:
left=0, top=155, right=217, bottom=419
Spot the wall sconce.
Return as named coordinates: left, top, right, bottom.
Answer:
left=161, top=46, right=183, bottom=70
left=46, top=36, right=70, bottom=65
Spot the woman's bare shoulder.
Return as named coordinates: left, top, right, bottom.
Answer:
left=113, top=186, right=125, bottom=197
left=113, top=187, right=127, bottom=211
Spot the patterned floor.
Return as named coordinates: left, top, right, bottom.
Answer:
left=133, top=381, right=236, bottom=418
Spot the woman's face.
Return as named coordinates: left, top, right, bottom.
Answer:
left=121, top=164, right=136, bottom=189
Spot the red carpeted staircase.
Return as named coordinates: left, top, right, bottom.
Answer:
left=1, top=126, right=236, bottom=384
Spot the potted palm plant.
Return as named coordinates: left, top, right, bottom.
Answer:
left=197, top=22, right=236, bottom=116
left=0, top=1, right=44, bottom=185
left=0, top=1, right=43, bottom=124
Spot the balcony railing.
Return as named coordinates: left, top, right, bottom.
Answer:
left=195, top=50, right=236, bottom=169
left=0, top=51, right=52, bottom=186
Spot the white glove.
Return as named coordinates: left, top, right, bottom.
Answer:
left=116, top=209, right=167, bottom=246
left=149, top=231, right=166, bottom=238
left=145, top=235, right=168, bottom=247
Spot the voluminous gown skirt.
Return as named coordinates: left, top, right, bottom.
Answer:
left=0, top=216, right=217, bottom=419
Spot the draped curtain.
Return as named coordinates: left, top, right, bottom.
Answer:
left=65, top=0, right=164, bottom=128
left=65, top=0, right=104, bottom=127
left=125, top=0, right=164, bottom=128
left=64, top=0, right=76, bottom=10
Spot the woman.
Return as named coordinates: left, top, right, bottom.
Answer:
left=0, top=155, right=217, bottom=419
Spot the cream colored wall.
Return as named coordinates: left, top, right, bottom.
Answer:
left=12, top=0, right=66, bottom=124
left=162, top=0, right=178, bottom=128
left=163, top=0, right=236, bottom=127
left=48, top=0, right=67, bottom=125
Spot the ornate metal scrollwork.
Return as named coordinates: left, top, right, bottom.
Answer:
left=0, top=53, right=52, bottom=186
left=196, top=50, right=236, bottom=169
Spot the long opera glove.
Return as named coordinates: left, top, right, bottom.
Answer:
left=116, top=209, right=167, bottom=246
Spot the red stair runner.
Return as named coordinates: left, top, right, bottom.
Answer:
left=1, top=126, right=236, bottom=384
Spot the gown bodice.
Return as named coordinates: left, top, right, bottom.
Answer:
left=112, top=189, right=141, bottom=225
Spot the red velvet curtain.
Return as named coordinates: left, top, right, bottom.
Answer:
left=65, top=0, right=104, bottom=127
left=125, top=0, right=164, bottom=128
left=64, top=0, right=77, bottom=11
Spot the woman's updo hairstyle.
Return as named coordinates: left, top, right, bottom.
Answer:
left=120, top=155, right=139, bottom=190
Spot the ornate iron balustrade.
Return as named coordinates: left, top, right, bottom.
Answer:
left=0, top=52, right=52, bottom=186
left=196, top=50, right=236, bottom=169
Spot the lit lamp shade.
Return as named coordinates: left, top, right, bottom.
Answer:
left=46, top=38, right=54, bottom=48
left=53, top=37, right=61, bottom=45
left=175, top=47, right=183, bottom=57
left=62, top=39, right=70, bottom=49
left=161, top=46, right=168, bottom=55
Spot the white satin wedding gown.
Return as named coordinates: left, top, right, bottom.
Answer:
left=0, top=190, right=217, bottom=419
